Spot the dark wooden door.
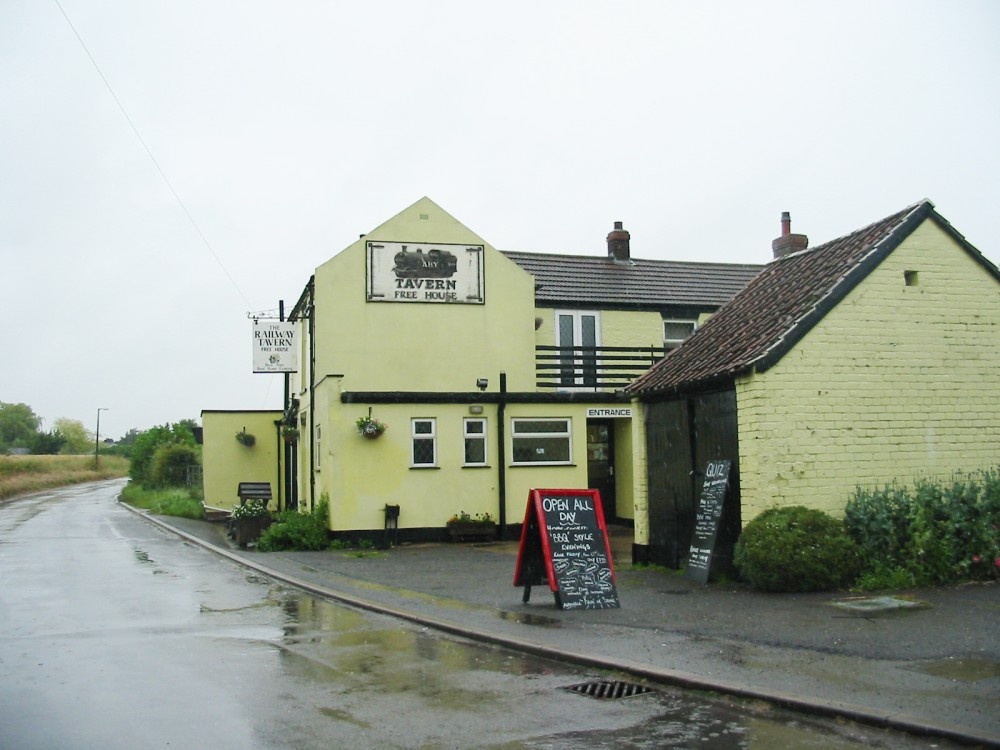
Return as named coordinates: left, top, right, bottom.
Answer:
left=586, top=420, right=616, bottom=522
left=645, top=399, right=693, bottom=568
left=690, top=391, right=741, bottom=574
left=645, top=390, right=741, bottom=569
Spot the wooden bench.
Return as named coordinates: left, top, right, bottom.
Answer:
left=237, top=482, right=273, bottom=507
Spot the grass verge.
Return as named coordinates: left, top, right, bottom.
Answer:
left=0, top=455, right=129, bottom=501
left=120, top=483, right=205, bottom=519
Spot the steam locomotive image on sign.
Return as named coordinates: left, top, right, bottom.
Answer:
left=393, top=246, right=458, bottom=279
left=366, top=240, right=486, bottom=304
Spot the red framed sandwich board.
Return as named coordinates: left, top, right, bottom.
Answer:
left=513, top=488, right=619, bottom=610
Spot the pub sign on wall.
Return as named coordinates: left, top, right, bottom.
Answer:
left=366, top=241, right=485, bottom=304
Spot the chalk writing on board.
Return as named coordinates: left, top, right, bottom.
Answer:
left=685, top=460, right=731, bottom=584
left=514, top=489, right=619, bottom=610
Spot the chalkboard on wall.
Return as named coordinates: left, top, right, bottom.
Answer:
left=513, top=489, right=619, bottom=610
left=685, top=460, right=731, bottom=584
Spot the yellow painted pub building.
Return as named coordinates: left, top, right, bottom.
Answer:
left=202, top=197, right=1000, bottom=567
left=202, top=196, right=759, bottom=560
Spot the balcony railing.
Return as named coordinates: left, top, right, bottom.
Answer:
left=535, top=345, right=669, bottom=391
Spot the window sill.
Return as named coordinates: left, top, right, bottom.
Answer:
left=510, top=462, right=577, bottom=468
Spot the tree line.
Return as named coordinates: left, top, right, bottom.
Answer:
left=0, top=401, right=194, bottom=462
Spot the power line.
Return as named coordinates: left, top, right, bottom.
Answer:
left=52, top=0, right=252, bottom=309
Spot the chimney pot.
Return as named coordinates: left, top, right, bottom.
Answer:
left=607, top=221, right=631, bottom=261
left=771, top=211, right=808, bottom=259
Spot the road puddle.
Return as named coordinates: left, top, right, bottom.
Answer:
left=908, top=656, right=1000, bottom=682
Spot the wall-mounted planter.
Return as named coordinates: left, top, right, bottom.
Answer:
left=236, top=430, right=256, bottom=447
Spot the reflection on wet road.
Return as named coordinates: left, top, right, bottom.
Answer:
left=0, top=482, right=950, bottom=749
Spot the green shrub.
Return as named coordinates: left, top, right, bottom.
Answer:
left=846, top=469, right=1000, bottom=587
left=257, top=498, right=329, bottom=551
left=149, top=444, right=200, bottom=488
left=734, top=506, right=862, bottom=592
left=129, top=422, right=197, bottom=484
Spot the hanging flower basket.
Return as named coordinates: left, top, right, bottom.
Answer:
left=281, top=425, right=300, bottom=443
left=235, top=429, right=256, bottom=447
left=356, top=415, right=387, bottom=439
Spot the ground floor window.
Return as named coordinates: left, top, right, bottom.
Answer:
left=511, top=418, right=572, bottom=465
left=411, top=418, right=437, bottom=467
left=463, top=418, right=487, bottom=466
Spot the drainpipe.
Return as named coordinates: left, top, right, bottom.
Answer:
left=278, top=299, right=286, bottom=511
left=306, top=279, right=316, bottom=510
left=498, top=371, right=507, bottom=538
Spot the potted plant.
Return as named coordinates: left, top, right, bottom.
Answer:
left=230, top=499, right=271, bottom=548
left=356, top=414, right=388, bottom=439
left=281, top=425, right=300, bottom=443
left=235, top=429, right=256, bottom=447
left=446, top=511, right=497, bottom=542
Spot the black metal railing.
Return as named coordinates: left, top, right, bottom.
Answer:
left=535, top=345, right=669, bottom=390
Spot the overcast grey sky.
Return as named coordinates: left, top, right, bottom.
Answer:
left=3, top=0, right=998, bottom=439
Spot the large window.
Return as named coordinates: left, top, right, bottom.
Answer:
left=411, top=418, right=437, bottom=467
left=556, top=310, right=600, bottom=388
left=663, top=319, right=697, bottom=350
left=511, top=418, right=572, bottom=465
left=463, top=418, right=487, bottom=466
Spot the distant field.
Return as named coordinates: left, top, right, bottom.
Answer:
left=0, top=455, right=129, bottom=501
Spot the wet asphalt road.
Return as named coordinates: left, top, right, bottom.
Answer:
left=0, top=482, right=972, bottom=749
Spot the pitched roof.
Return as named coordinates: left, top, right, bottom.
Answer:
left=502, top=251, right=763, bottom=309
left=627, top=200, right=1000, bottom=398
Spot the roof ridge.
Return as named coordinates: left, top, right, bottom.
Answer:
left=502, top=249, right=764, bottom=270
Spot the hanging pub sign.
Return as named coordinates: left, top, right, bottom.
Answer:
left=366, top=241, right=485, bottom=304
left=513, top=488, right=620, bottom=610
left=684, top=460, right=731, bottom=584
left=252, top=320, right=298, bottom=373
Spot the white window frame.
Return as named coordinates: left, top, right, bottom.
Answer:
left=663, top=318, right=697, bottom=350
left=314, top=425, right=321, bottom=472
left=410, top=418, right=437, bottom=468
left=463, top=417, right=488, bottom=467
left=555, top=310, right=601, bottom=390
left=510, top=417, right=573, bottom=466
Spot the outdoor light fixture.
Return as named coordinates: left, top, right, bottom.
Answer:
left=476, top=378, right=488, bottom=391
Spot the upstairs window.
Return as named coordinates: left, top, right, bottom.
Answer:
left=556, top=310, right=600, bottom=388
left=411, top=418, right=437, bottom=467
left=663, top=319, right=697, bottom=350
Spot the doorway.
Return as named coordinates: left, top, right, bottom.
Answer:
left=586, top=420, right=616, bottom=522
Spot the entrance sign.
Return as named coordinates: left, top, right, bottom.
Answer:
left=252, top=320, right=298, bottom=373
left=513, top=489, right=619, bottom=610
left=366, top=241, right=485, bottom=304
left=586, top=407, right=632, bottom=418
left=685, top=460, right=731, bottom=584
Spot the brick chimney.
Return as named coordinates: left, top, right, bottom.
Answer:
left=607, top=221, right=630, bottom=260
left=771, top=211, right=808, bottom=259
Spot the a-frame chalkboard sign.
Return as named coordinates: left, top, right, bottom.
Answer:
left=513, top=489, right=619, bottom=610
left=684, top=460, right=731, bottom=584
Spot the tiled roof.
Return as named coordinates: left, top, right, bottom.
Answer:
left=627, top=200, right=998, bottom=397
left=502, top=251, right=763, bottom=309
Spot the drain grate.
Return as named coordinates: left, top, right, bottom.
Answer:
left=563, top=680, right=654, bottom=700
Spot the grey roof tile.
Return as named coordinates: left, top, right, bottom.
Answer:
left=502, top=251, right=763, bottom=308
